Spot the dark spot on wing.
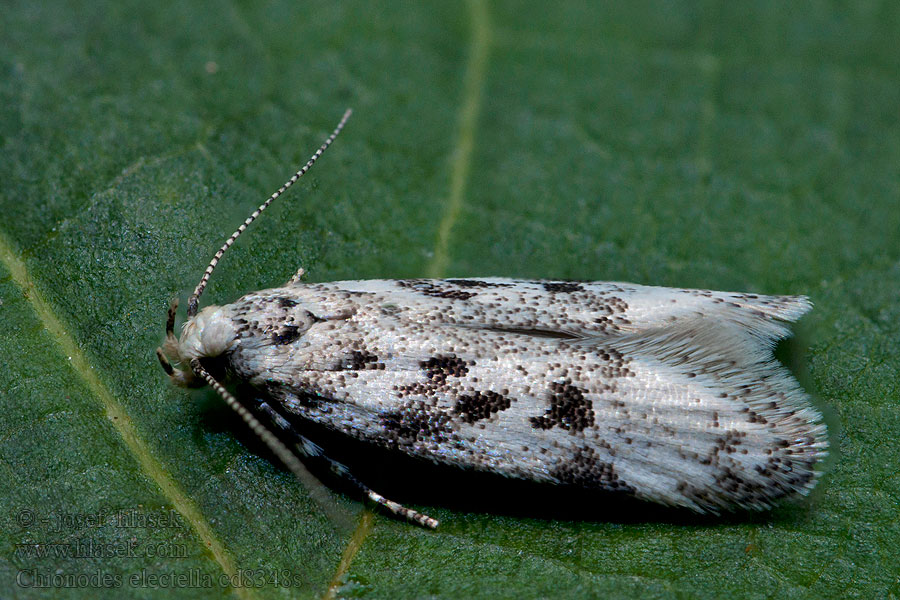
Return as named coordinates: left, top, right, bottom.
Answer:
left=530, top=382, right=595, bottom=432
left=445, top=279, right=513, bottom=288
left=542, top=282, right=585, bottom=293
left=397, top=279, right=476, bottom=300
left=454, top=390, right=514, bottom=424
left=551, top=446, right=635, bottom=492
left=421, top=354, right=470, bottom=384
left=380, top=401, right=457, bottom=449
left=272, top=325, right=301, bottom=345
left=341, top=350, right=384, bottom=370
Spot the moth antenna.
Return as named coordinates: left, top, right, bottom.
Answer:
left=190, top=359, right=439, bottom=529
left=366, top=490, right=440, bottom=529
left=187, top=108, right=353, bottom=317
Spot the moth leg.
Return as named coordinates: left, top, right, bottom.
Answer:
left=254, top=399, right=440, bottom=529
left=287, top=267, right=306, bottom=285
left=165, top=298, right=178, bottom=339
left=156, top=348, right=175, bottom=376
left=156, top=299, right=180, bottom=377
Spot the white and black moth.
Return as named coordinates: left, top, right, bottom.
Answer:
left=157, top=109, right=828, bottom=528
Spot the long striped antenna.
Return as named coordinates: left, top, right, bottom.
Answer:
left=187, top=108, right=353, bottom=317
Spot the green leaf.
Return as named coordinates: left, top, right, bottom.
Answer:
left=2, top=1, right=899, bottom=598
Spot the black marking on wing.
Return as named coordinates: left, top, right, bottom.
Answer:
left=530, top=382, right=595, bottom=432
left=421, top=354, right=471, bottom=384
left=380, top=401, right=458, bottom=449
left=550, top=447, right=635, bottom=493
left=542, top=282, right=585, bottom=293
left=454, top=391, right=514, bottom=424
left=397, top=354, right=472, bottom=398
left=341, top=350, right=384, bottom=370
left=272, top=325, right=301, bottom=345
left=397, top=279, right=477, bottom=300
left=444, top=279, right=514, bottom=288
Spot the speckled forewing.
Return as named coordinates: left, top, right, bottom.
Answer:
left=298, top=278, right=811, bottom=342
left=221, top=279, right=826, bottom=512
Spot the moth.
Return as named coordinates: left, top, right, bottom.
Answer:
left=157, top=109, right=828, bottom=528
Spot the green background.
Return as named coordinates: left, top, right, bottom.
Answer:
left=2, top=1, right=898, bottom=598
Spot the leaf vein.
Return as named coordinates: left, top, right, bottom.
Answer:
left=427, top=0, right=492, bottom=278
left=0, top=232, right=257, bottom=600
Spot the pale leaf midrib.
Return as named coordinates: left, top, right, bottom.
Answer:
left=427, top=0, right=492, bottom=279
left=325, top=1, right=493, bottom=593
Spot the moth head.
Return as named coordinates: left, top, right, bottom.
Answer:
left=156, top=301, right=237, bottom=387
left=156, top=109, right=352, bottom=390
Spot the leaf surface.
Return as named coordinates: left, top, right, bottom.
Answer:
left=2, top=1, right=898, bottom=598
